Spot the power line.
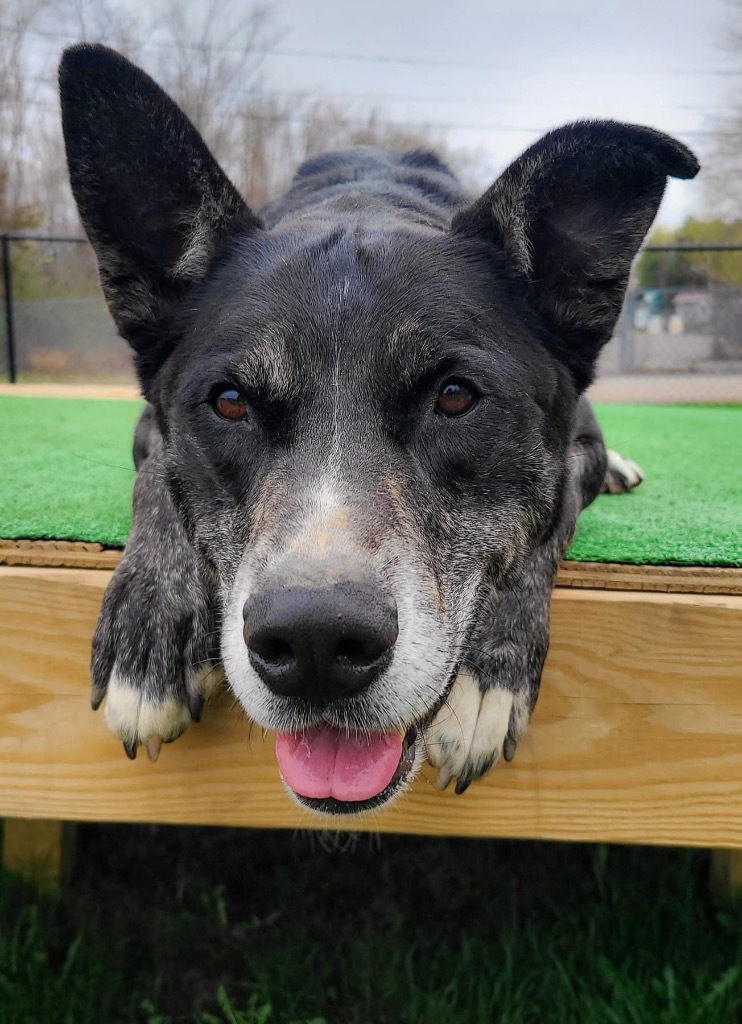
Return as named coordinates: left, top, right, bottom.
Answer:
left=17, top=71, right=732, bottom=115
left=5, top=23, right=742, bottom=77
left=2, top=96, right=543, bottom=131
left=8, top=96, right=727, bottom=140
left=267, top=47, right=742, bottom=78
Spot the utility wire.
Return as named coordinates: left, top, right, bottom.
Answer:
left=6, top=96, right=726, bottom=139
left=15, top=71, right=733, bottom=114
left=5, top=23, right=742, bottom=77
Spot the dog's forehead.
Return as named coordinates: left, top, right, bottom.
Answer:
left=237, top=313, right=441, bottom=386
left=206, top=225, right=496, bottom=391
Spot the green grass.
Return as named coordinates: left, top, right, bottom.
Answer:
left=2, top=827, right=742, bottom=1023
left=0, top=396, right=740, bottom=565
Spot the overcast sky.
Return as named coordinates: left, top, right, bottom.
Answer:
left=41, top=0, right=737, bottom=225
left=252, top=0, right=736, bottom=225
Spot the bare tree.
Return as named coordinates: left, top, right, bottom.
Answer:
left=704, top=0, right=742, bottom=219
left=3, top=0, right=477, bottom=231
left=121, top=1, right=473, bottom=209
left=49, top=0, right=141, bottom=53
left=29, top=113, right=71, bottom=232
left=0, top=0, right=54, bottom=226
left=154, top=0, right=279, bottom=173
left=1, top=0, right=148, bottom=230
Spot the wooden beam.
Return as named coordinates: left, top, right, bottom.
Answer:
left=711, top=849, right=742, bottom=906
left=1, top=566, right=741, bottom=848
left=555, top=560, right=742, bottom=596
left=0, top=540, right=121, bottom=570
left=2, top=819, right=75, bottom=891
left=2, top=543, right=741, bottom=595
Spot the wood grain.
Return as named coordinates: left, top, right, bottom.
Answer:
left=1, top=566, right=741, bottom=848
left=2, top=544, right=741, bottom=594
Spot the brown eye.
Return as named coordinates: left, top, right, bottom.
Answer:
left=435, top=380, right=476, bottom=417
left=213, top=387, right=249, bottom=421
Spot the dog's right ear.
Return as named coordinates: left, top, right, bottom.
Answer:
left=59, top=44, right=261, bottom=388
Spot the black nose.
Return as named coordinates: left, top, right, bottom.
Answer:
left=243, top=579, right=398, bottom=702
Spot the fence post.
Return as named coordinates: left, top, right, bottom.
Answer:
left=619, top=292, right=636, bottom=373
left=1, top=234, right=17, bottom=383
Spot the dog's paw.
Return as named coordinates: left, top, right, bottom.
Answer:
left=424, top=669, right=529, bottom=794
left=91, top=558, right=221, bottom=761
left=101, top=664, right=224, bottom=761
left=602, top=449, right=644, bottom=494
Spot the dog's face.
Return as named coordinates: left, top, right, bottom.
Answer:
left=60, top=45, right=698, bottom=813
left=155, top=228, right=573, bottom=809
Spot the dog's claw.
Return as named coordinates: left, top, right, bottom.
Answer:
left=188, top=692, right=204, bottom=723
left=91, top=684, right=106, bottom=711
left=503, top=735, right=518, bottom=762
left=425, top=672, right=525, bottom=796
left=99, top=666, right=223, bottom=760
left=145, top=735, right=163, bottom=763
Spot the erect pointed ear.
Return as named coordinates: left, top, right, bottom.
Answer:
left=452, top=121, right=699, bottom=390
left=59, top=44, right=262, bottom=387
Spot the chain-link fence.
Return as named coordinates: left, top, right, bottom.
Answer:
left=0, top=233, right=133, bottom=384
left=2, top=234, right=742, bottom=400
left=599, top=244, right=742, bottom=378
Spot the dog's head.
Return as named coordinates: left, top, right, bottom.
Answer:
left=60, top=45, right=698, bottom=814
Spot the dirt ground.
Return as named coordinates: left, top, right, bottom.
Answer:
left=588, top=374, right=742, bottom=403
left=1, top=374, right=740, bottom=403
left=0, top=382, right=140, bottom=399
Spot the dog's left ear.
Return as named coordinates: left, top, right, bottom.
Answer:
left=452, top=121, right=699, bottom=389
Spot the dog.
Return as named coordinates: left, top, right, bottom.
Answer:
left=59, top=44, right=698, bottom=816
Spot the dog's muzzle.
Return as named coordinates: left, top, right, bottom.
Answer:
left=242, top=561, right=419, bottom=811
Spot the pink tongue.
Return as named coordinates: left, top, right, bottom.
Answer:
left=275, top=726, right=403, bottom=802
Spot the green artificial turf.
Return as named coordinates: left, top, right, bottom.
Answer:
left=0, top=395, right=740, bottom=565
left=568, top=404, right=742, bottom=566
left=0, top=396, right=141, bottom=547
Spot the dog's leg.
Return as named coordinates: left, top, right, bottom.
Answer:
left=426, top=397, right=609, bottom=792
left=91, top=406, right=222, bottom=761
left=424, top=536, right=563, bottom=793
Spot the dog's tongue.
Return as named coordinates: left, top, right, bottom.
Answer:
left=275, top=726, right=402, bottom=802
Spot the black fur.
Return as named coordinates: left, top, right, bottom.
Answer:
left=60, top=44, right=698, bottom=803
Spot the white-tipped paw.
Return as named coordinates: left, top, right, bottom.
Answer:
left=603, top=449, right=644, bottom=494
left=424, top=669, right=528, bottom=794
left=101, top=665, right=224, bottom=762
